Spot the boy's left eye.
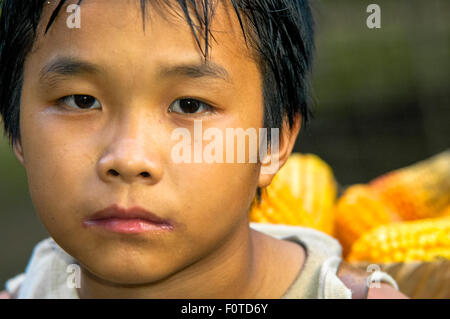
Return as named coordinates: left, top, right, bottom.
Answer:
left=57, top=95, right=101, bottom=110
left=168, top=98, right=214, bottom=115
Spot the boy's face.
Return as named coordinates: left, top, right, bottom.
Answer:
left=13, top=0, right=295, bottom=285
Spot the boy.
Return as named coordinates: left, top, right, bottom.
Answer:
left=0, top=0, right=407, bottom=298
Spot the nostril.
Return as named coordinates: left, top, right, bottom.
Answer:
left=108, top=169, right=120, bottom=176
left=140, top=172, right=150, bottom=178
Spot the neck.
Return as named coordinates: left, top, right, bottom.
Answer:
left=77, top=222, right=267, bottom=298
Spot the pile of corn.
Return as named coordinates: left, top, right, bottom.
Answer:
left=370, top=150, right=450, bottom=221
left=335, top=150, right=450, bottom=262
left=249, top=150, right=450, bottom=264
left=333, top=184, right=402, bottom=256
left=249, top=153, right=337, bottom=235
left=347, top=215, right=450, bottom=263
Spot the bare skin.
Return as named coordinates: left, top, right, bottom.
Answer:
left=12, top=0, right=305, bottom=298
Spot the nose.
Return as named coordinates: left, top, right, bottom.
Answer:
left=97, top=137, right=163, bottom=185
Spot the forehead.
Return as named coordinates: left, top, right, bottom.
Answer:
left=29, top=0, right=258, bottom=83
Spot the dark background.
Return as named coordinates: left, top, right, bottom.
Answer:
left=1, top=0, right=449, bottom=287
left=295, top=0, right=449, bottom=186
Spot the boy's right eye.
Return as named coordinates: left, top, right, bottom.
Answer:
left=57, top=95, right=101, bottom=110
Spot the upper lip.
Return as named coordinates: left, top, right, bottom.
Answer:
left=86, top=204, right=172, bottom=225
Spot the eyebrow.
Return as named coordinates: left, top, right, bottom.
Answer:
left=158, top=62, right=231, bottom=83
left=39, top=56, right=232, bottom=87
left=39, top=57, right=103, bottom=88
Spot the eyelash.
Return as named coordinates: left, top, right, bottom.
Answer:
left=168, top=98, right=216, bottom=116
left=56, top=95, right=101, bottom=110
left=55, top=95, right=216, bottom=116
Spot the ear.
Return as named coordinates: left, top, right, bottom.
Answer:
left=12, top=138, right=26, bottom=167
left=258, top=114, right=301, bottom=188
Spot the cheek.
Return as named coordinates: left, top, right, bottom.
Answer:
left=170, top=160, right=259, bottom=241
left=19, top=106, right=91, bottom=231
left=168, top=117, right=263, bottom=240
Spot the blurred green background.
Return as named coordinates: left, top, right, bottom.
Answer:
left=1, top=0, right=449, bottom=287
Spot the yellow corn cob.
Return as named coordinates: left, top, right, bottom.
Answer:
left=249, top=153, right=337, bottom=235
left=334, top=184, right=402, bottom=257
left=370, top=150, right=450, bottom=221
left=347, top=216, right=450, bottom=263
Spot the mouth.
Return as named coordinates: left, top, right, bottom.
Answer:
left=82, top=204, right=174, bottom=234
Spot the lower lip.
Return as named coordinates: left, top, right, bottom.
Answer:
left=83, top=218, right=174, bottom=234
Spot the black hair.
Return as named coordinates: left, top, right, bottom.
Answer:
left=0, top=0, right=315, bottom=201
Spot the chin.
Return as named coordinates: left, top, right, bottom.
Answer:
left=81, top=257, right=177, bottom=286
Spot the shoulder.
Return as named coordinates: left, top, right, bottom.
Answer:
left=367, top=283, right=409, bottom=299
